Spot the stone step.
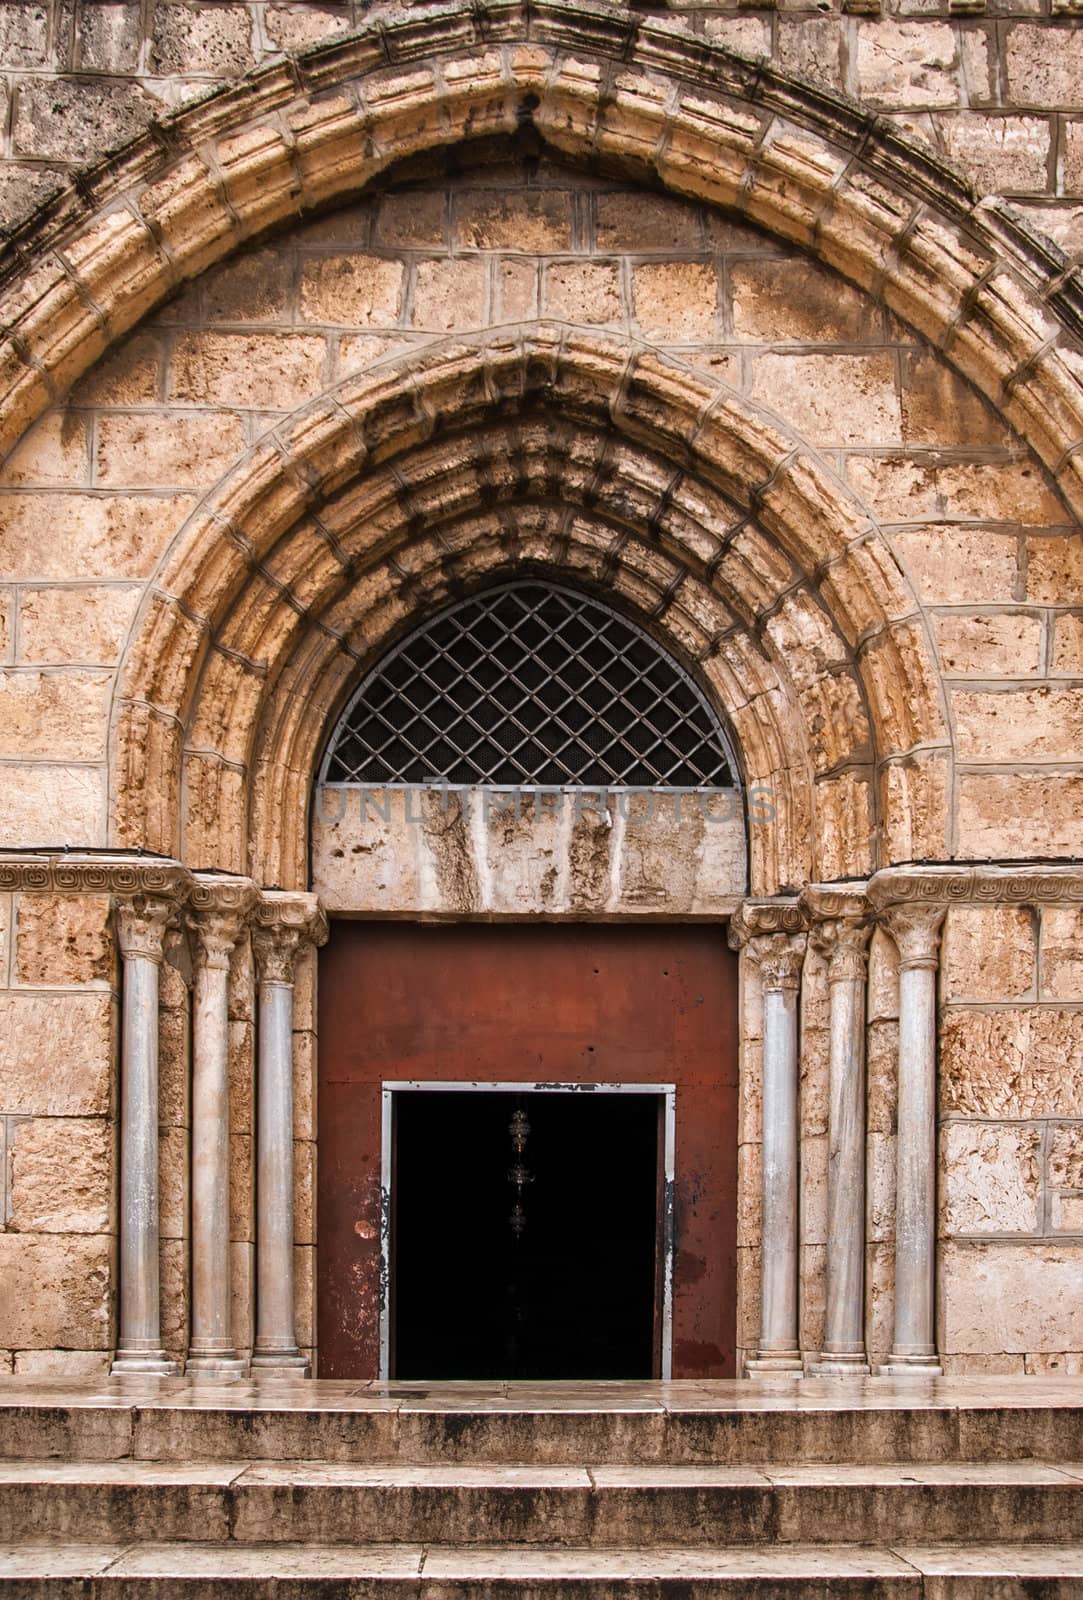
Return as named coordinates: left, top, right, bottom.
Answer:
left=0, top=1459, right=1080, bottom=1547
left=2, top=1541, right=1083, bottom=1598
left=3, top=1384, right=1083, bottom=1465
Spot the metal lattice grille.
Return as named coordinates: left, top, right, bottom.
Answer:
left=322, top=582, right=736, bottom=789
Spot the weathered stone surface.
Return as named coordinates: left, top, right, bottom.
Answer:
left=453, top=191, right=572, bottom=251
left=95, top=411, right=245, bottom=488
left=1025, top=535, right=1083, bottom=603
left=169, top=333, right=327, bottom=408
left=70, top=333, right=161, bottom=406
left=0, top=1231, right=112, bottom=1348
left=941, top=1008, right=1083, bottom=1118
left=934, top=612, right=1043, bottom=677
left=1052, top=614, right=1083, bottom=676
left=941, top=1123, right=1041, bottom=1236
left=78, top=3, right=143, bottom=73
left=11, top=77, right=162, bottom=163
left=0, top=493, right=190, bottom=579
left=9, top=1117, right=113, bottom=1233
left=1005, top=24, right=1083, bottom=109
left=751, top=353, right=900, bottom=444
left=0, top=412, right=90, bottom=488
left=941, top=904, right=1035, bottom=1001
left=300, top=256, right=404, bottom=327
left=732, top=259, right=875, bottom=343
left=1048, top=1124, right=1083, bottom=1190
left=149, top=3, right=255, bottom=74
left=14, top=892, right=114, bottom=986
left=959, top=773, right=1083, bottom=858
left=0, top=670, right=110, bottom=760
left=544, top=263, right=621, bottom=325
left=18, top=584, right=141, bottom=666
left=940, top=114, right=1052, bottom=195
left=412, top=259, right=487, bottom=331
left=0, top=3, right=49, bottom=67
left=0, top=992, right=114, bottom=1115
left=894, top=527, right=1019, bottom=604
left=856, top=21, right=960, bottom=108
left=264, top=3, right=351, bottom=51
left=0, top=765, right=104, bottom=848
left=953, top=686, right=1083, bottom=763
left=1040, top=906, right=1083, bottom=999
left=632, top=261, right=717, bottom=342
left=899, top=353, right=1008, bottom=448
left=941, top=1242, right=1083, bottom=1353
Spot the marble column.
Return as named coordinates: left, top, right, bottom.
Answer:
left=186, top=876, right=258, bottom=1377
left=112, top=893, right=180, bottom=1376
left=878, top=902, right=946, bottom=1375
left=750, top=931, right=807, bottom=1373
left=251, top=893, right=327, bottom=1374
left=803, top=888, right=872, bottom=1376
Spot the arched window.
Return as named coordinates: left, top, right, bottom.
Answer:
left=321, top=581, right=738, bottom=790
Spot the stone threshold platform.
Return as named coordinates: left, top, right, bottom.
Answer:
left=1, top=1377, right=1082, bottom=1596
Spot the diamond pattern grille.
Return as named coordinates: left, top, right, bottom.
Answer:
left=323, top=583, right=736, bottom=789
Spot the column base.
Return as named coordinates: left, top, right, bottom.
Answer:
left=251, top=1349, right=311, bottom=1376
left=745, top=1356, right=803, bottom=1376
left=805, top=1353, right=870, bottom=1376
left=111, top=1352, right=180, bottom=1377
left=877, top=1355, right=943, bottom=1376
left=186, top=1353, right=251, bottom=1379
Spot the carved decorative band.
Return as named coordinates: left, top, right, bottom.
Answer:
left=868, top=866, right=1083, bottom=909
left=0, top=855, right=193, bottom=896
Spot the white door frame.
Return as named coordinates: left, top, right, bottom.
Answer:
left=379, top=1079, right=677, bottom=1381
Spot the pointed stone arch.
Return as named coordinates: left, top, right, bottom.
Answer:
left=109, top=324, right=946, bottom=894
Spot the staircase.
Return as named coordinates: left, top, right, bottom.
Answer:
left=1, top=1376, right=1082, bottom=1595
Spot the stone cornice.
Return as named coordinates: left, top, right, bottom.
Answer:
left=868, top=866, right=1083, bottom=909
left=0, top=853, right=193, bottom=898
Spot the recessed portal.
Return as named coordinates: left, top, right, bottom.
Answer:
left=390, top=1088, right=666, bottom=1381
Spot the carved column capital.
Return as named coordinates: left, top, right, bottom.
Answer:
left=114, top=893, right=178, bottom=966
left=880, top=902, right=946, bottom=972
left=188, top=875, right=259, bottom=972
left=728, top=898, right=804, bottom=952
left=252, top=892, right=328, bottom=987
left=800, top=886, right=872, bottom=985
left=749, top=932, right=806, bottom=992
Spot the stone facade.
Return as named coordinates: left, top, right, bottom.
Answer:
left=0, top=0, right=1080, bottom=1379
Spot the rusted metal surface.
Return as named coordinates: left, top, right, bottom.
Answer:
left=317, top=923, right=738, bottom=1379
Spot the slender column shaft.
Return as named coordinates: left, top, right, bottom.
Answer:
left=187, top=880, right=256, bottom=1376
left=804, top=899, right=872, bottom=1375
left=112, top=895, right=179, bottom=1376
left=880, top=904, right=945, bottom=1375
left=250, top=892, right=326, bottom=1375
left=754, top=935, right=806, bottom=1368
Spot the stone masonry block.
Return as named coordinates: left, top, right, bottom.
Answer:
left=0, top=4, right=49, bottom=68
left=941, top=1008, right=1083, bottom=1118
left=300, top=256, right=403, bottom=327
left=1041, top=907, right=1083, bottom=1000
left=14, top=893, right=114, bottom=987
left=453, top=191, right=573, bottom=252
left=70, top=333, right=161, bottom=407
left=169, top=333, right=328, bottom=409
left=1049, top=1124, right=1083, bottom=1191
left=1005, top=25, right=1083, bottom=110
left=0, top=413, right=90, bottom=489
left=595, top=193, right=704, bottom=252
left=893, top=527, right=1019, bottom=605
left=900, top=352, right=1007, bottom=448
left=754, top=351, right=900, bottom=445
left=941, top=1242, right=1083, bottom=1353
left=12, top=78, right=162, bottom=164
left=202, top=248, right=294, bottom=324
left=412, top=259, right=487, bottom=331
left=18, top=585, right=141, bottom=667
left=959, top=772, right=1083, bottom=859
left=940, top=114, right=1051, bottom=196
left=543, top=262, right=621, bottom=325
left=856, top=21, right=960, bottom=110
left=149, top=4, right=255, bottom=75
left=9, top=1117, right=113, bottom=1234
left=375, top=191, right=447, bottom=250
left=0, top=992, right=114, bottom=1115
left=0, top=765, right=105, bottom=849
left=0, top=493, right=191, bottom=580
left=0, top=1232, right=112, bottom=1349
left=1052, top=616, right=1083, bottom=676
left=942, top=904, right=1035, bottom=1001
left=731, top=259, right=876, bottom=343
left=632, top=262, right=717, bottom=342
left=1025, top=536, right=1083, bottom=604
left=952, top=686, right=1083, bottom=763
left=95, top=412, right=246, bottom=489
left=933, top=613, right=1043, bottom=677
left=77, top=4, right=142, bottom=74
left=941, top=1123, right=1041, bottom=1236
left=0, top=670, right=110, bottom=760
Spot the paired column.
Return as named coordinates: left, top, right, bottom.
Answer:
left=732, top=904, right=805, bottom=1375
left=803, top=888, right=872, bottom=1376
left=251, top=892, right=327, bottom=1373
left=112, top=893, right=181, bottom=1376
left=186, top=876, right=258, bottom=1376
left=877, top=902, right=945, bottom=1375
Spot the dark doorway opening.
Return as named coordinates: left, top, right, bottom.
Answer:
left=392, top=1089, right=662, bottom=1380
